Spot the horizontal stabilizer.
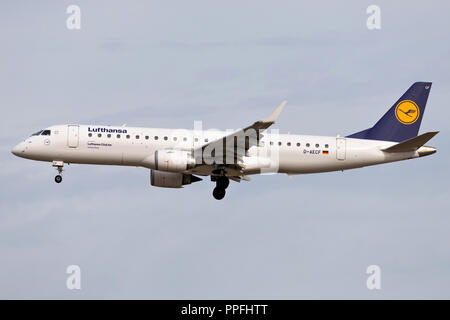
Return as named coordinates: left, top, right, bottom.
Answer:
left=382, top=131, right=439, bottom=153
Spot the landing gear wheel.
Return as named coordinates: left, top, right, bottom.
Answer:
left=55, top=175, right=62, bottom=183
left=216, top=177, right=229, bottom=189
left=213, top=187, right=226, bottom=200
left=53, top=161, right=64, bottom=184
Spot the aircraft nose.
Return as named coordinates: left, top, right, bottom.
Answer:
left=11, top=142, right=25, bottom=156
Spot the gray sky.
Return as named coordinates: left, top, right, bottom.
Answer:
left=1, top=0, right=449, bottom=299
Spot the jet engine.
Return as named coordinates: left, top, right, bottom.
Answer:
left=143, top=149, right=196, bottom=172
left=150, top=170, right=202, bottom=188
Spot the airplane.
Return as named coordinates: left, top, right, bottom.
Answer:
left=11, top=82, right=438, bottom=200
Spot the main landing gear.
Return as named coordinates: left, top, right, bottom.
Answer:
left=212, top=176, right=229, bottom=200
left=52, top=160, right=64, bottom=184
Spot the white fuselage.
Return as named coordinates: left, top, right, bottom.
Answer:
left=11, top=124, right=426, bottom=176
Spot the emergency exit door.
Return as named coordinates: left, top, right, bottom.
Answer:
left=336, top=137, right=346, bottom=160
left=67, top=125, right=79, bottom=148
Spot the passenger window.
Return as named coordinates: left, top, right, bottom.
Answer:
left=306, top=143, right=310, bottom=147
left=136, top=135, right=140, bottom=139
left=145, top=136, right=149, bottom=140
left=88, top=133, right=92, bottom=137
left=270, top=141, right=273, bottom=146
left=287, top=142, right=291, bottom=146
left=194, top=138, right=198, bottom=142
left=107, top=134, right=111, bottom=138
left=41, top=130, right=51, bottom=136
left=205, top=138, right=208, bottom=142
left=173, top=137, right=177, bottom=141
left=325, top=144, right=329, bottom=148
left=296, top=142, right=300, bottom=147
left=183, top=137, right=187, bottom=141
left=315, top=144, right=319, bottom=148
left=98, top=134, right=102, bottom=138
left=164, top=136, right=168, bottom=141
left=278, top=142, right=282, bottom=146
left=154, top=136, right=158, bottom=140
left=126, top=135, right=130, bottom=139
left=117, top=134, right=121, bottom=138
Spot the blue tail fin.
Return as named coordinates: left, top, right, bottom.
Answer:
left=347, top=82, right=432, bottom=142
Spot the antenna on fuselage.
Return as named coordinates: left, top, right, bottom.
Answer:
left=121, top=124, right=127, bottom=127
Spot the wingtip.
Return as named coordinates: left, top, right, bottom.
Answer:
left=263, top=100, right=287, bottom=123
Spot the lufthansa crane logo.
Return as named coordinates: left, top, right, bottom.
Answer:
left=395, top=100, right=420, bottom=125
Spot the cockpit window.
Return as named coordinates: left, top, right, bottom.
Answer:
left=31, top=130, right=43, bottom=136
left=31, top=129, right=51, bottom=136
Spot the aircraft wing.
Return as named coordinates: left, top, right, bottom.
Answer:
left=190, top=101, right=286, bottom=177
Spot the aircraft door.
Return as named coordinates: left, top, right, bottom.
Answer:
left=192, top=130, right=203, bottom=165
left=336, top=137, right=346, bottom=160
left=67, top=125, right=79, bottom=148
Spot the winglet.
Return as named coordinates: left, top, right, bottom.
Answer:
left=263, top=101, right=287, bottom=123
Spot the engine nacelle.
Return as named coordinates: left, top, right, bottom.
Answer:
left=143, top=149, right=195, bottom=172
left=240, top=156, right=271, bottom=171
left=150, top=170, right=202, bottom=188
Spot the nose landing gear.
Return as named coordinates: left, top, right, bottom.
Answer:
left=52, top=160, right=64, bottom=184
left=212, top=176, right=229, bottom=200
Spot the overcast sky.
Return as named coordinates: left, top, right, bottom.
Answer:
left=1, top=0, right=449, bottom=299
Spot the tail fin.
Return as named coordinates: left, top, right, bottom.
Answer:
left=347, top=82, right=432, bottom=142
